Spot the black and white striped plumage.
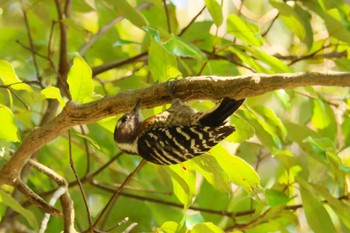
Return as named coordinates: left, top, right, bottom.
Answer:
left=114, top=98, right=244, bottom=165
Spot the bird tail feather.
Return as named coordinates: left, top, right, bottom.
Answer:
left=198, top=98, right=244, bottom=126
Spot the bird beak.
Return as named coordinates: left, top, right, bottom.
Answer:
left=131, top=99, right=142, bottom=113
left=130, top=99, right=143, bottom=121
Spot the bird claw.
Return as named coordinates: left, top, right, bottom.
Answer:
left=164, top=74, right=182, bottom=100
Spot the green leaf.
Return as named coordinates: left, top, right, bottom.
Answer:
left=74, top=132, right=100, bottom=150
left=188, top=154, right=231, bottom=193
left=227, top=114, right=254, bottom=143
left=303, top=136, right=335, bottom=161
left=226, top=14, right=263, bottom=46
left=191, top=222, right=224, bottom=233
left=74, top=11, right=99, bottom=33
left=265, top=189, right=289, bottom=207
left=253, top=105, right=287, bottom=141
left=115, top=0, right=148, bottom=28
left=284, top=121, right=316, bottom=144
left=204, top=0, right=223, bottom=27
left=166, top=165, right=197, bottom=209
left=297, top=178, right=337, bottom=233
left=311, top=184, right=350, bottom=230
left=312, top=98, right=336, bottom=130
left=0, top=105, right=19, bottom=142
left=0, top=60, right=32, bottom=92
left=163, top=35, right=203, bottom=58
left=241, top=108, right=282, bottom=152
left=41, top=86, right=66, bottom=108
left=67, top=56, right=94, bottom=103
left=270, top=1, right=312, bottom=49
left=324, top=8, right=350, bottom=43
left=158, top=221, right=179, bottom=233
left=249, top=48, right=293, bottom=73
left=0, top=188, right=38, bottom=229
left=211, top=144, right=262, bottom=195
left=274, top=90, right=291, bottom=110
left=148, top=33, right=180, bottom=82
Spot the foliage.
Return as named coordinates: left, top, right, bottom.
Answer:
left=0, top=0, right=350, bottom=232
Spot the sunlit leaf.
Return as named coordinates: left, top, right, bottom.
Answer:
left=311, top=183, right=350, bottom=229
left=226, top=14, right=263, bottom=46
left=0, top=60, right=32, bottom=92
left=41, top=86, right=66, bottom=108
left=148, top=32, right=180, bottom=82
left=274, top=90, right=291, bottom=110
left=67, top=56, right=94, bottom=103
left=158, top=221, right=179, bottom=233
left=303, top=136, right=335, bottom=161
left=250, top=48, right=293, bottom=73
left=115, top=0, right=148, bottom=28
left=166, top=165, right=196, bottom=209
left=297, top=178, right=337, bottom=233
left=186, top=213, right=204, bottom=229
left=253, top=105, right=287, bottom=141
left=204, top=0, right=223, bottom=27
left=241, top=108, right=282, bottom=152
left=192, top=222, right=224, bottom=233
left=311, top=98, right=335, bottom=130
left=227, top=114, right=254, bottom=143
left=270, top=1, right=312, bottom=48
left=188, top=154, right=231, bottom=193
left=0, top=105, right=19, bottom=142
left=74, top=11, right=99, bottom=33
left=211, top=145, right=261, bottom=195
left=0, top=188, right=38, bottom=229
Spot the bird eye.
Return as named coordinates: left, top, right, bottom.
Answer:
left=120, top=115, right=128, bottom=123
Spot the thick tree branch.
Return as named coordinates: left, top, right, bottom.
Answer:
left=1, top=72, right=350, bottom=187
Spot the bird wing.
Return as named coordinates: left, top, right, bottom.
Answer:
left=137, top=125, right=235, bottom=165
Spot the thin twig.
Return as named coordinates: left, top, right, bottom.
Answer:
left=79, top=126, right=91, bottom=175
left=91, top=181, right=254, bottom=218
left=178, top=6, right=206, bottom=36
left=7, top=88, right=30, bottom=110
left=20, top=0, right=43, bottom=88
left=162, top=0, right=172, bottom=33
left=91, top=159, right=146, bottom=231
left=68, top=130, right=93, bottom=228
left=288, top=43, right=334, bottom=66
left=92, top=52, right=148, bottom=76
left=261, top=12, right=279, bottom=37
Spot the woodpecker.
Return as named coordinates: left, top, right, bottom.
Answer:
left=114, top=97, right=244, bottom=165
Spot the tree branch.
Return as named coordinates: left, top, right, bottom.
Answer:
left=1, top=72, right=350, bottom=187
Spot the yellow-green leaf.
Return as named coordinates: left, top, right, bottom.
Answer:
left=226, top=14, right=263, bottom=46
left=211, top=144, right=261, bottom=195
left=115, top=0, right=148, bottom=28
left=192, top=222, right=224, bottom=233
left=67, top=56, right=94, bottom=103
left=148, top=36, right=180, bottom=82
left=0, top=188, right=38, bottom=229
left=74, top=11, right=99, bottom=33
left=297, top=177, right=337, bottom=233
left=204, top=0, right=223, bottom=27
left=41, top=86, right=66, bottom=108
left=0, top=60, right=32, bottom=92
left=166, top=165, right=196, bottom=209
left=0, top=105, right=19, bottom=142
